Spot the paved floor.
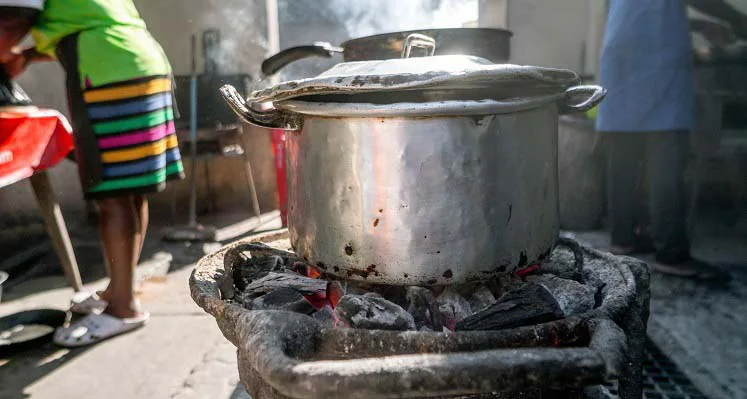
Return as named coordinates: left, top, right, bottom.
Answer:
left=0, top=213, right=277, bottom=399
left=570, top=210, right=747, bottom=399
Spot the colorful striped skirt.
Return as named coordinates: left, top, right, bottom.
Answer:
left=57, top=34, right=184, bottom=200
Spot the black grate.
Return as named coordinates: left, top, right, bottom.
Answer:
left=604, top=339, right=708, bottom=399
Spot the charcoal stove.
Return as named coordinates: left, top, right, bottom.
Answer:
left=190, top=229, right=649, bottom=399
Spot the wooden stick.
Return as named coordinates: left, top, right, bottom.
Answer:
left=29, top=171, right=82, bottom=291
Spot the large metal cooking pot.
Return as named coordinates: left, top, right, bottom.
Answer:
left=261, top=28, right=512, bottom=77
left=222, top=35, right=605, bottom=285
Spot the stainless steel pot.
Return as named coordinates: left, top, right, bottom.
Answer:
left=221, top=35, right=605, bottom=285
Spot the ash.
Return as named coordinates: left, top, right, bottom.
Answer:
left=226, top=239, right=599, bottom=332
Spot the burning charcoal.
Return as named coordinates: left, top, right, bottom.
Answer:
left=335, top=294, right=416, bottom=331
left=373, top=285, right=409, bottom=308
left=455, top=283, right=564, bottom=331
left=527, top=274, right=595, bottom=316
left=436, top=288, right=472, bottom=331
left=406, top=287, right=442, bottom=330
left=363, top=292, right=384, bottom=299
left=245, top=242, right=297, bottom=259
left=313, top=305, right=338, bottom=328
left=467, top=284, right=496, bottom=313
left=252, top=287, right=316, bottom=314
left=406, top=287, right=432, bottom=328
left=233, top=255, right=287, bottom=291
left=328, top=281, right=345, bottom=309
left=244, top=272, right=327, bottom=296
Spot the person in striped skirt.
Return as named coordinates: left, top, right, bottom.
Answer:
left=2, top=0, right=184, bottom=346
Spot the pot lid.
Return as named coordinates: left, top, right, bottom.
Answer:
left=248, top=34, right=580, bottom=105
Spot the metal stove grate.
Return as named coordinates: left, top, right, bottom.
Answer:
left=605, top=338, right=708, bottom=399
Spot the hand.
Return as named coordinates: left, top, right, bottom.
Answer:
left=1, top=52, right=29, bottom=78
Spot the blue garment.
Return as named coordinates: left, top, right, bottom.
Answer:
left=596, top=0, right=694, bottom=132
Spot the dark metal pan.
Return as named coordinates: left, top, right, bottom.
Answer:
left=0, top=309, right=67, bottom=356
left=261, top=28, right=512, bottom=77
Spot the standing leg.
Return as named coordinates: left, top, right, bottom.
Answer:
left=132, top=194, right=149, bottom=261
left=604, top=132, right=644, bottom=248
left=96, top=195, right=143, bottom=318
left=29, top=171, right=83, bottom=291
left=646, top=131, right=690, bottom=263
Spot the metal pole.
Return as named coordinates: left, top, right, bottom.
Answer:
left=188, top=34, right=198, bottom=227
left=266, top=0, right=280, bottom=84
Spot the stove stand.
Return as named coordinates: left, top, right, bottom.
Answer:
left=191, top=230, right=650, bottom=399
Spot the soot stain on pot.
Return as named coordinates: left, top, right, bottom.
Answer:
left=366, top=264, right=381, bottom=277
left=333, top=266, right=340, bottom=273
left=518, top=251, right=528, bottom=267
left=346, top=268, right=371, bottom=279
left=344, top=244, right=354, bottom=256
left=373, top=218, right=380, bottom=227
left=316, top=262, right=327, bottom=271
left=538, top=247, right=552, bottom=261
left=427, top=279, right=438, bottom=285
left=507, top=204, right=513, bottom=224
left=442, top=269, right=454, bottom=279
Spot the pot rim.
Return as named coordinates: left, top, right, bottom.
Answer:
left=275, top=93, right=564, bottom=118
left=248, top=62, right=581, bottom=105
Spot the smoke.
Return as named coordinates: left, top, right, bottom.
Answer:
left=184, top=0, right=477, bottom=81
left=274, top=0, right=478, bottom=80
left=200, top=0, right=267, bottom=77
left=329, top=0, right=478, bottom=38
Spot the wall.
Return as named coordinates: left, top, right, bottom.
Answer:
left=504, top=0, right=591, bottom=71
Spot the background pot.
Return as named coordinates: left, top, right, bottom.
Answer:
left=261, top=28, right=512, bottom=77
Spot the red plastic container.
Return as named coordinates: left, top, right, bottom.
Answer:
left=270, top=129, right=287, bottom=227
left=0, top=109, right=74, bottom=188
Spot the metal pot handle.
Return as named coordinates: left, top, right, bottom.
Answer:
left=401, top=33, right=436, bottom=58
left=261, top=42, right=344, bottom=77
left=558, top=85, right=607, bottom=114
left=220, top=84, right=293, bottom=129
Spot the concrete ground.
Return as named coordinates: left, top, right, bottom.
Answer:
left=0, top=212, right=279, bottom=399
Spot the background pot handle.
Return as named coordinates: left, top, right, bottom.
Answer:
left=261, top=42, right=344, bottom=77
left=558, top=85, right=607, bottom=114
left=401, top=33, right=436, bottom=58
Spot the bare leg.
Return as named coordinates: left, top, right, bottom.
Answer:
left=133, top=195, right=149, bottom=261
left=96, top=196, right=142, bottom=319
left=99, top=195, right=148, bottom=302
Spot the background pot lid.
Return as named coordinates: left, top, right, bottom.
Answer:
left=248, top=55, right=581, bottom=105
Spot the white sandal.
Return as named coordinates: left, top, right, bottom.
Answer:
left=53, top=312, right=149, bottom=348
left=70, top=291, right=108, bottom=314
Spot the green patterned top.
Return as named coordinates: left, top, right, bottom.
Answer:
left=32, top=0, right=171, bottom=88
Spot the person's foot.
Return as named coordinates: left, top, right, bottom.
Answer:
left=53, top=312, right=149, bottom=348
left=70, top=291, right=108, bottom=314
left=104, top=298, right=142, bottom=319
left=608, top=241, right=656, bottom=256
left=608, top=233, right=656, bottom=256
left=650, top=257, right=731, bottom=284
